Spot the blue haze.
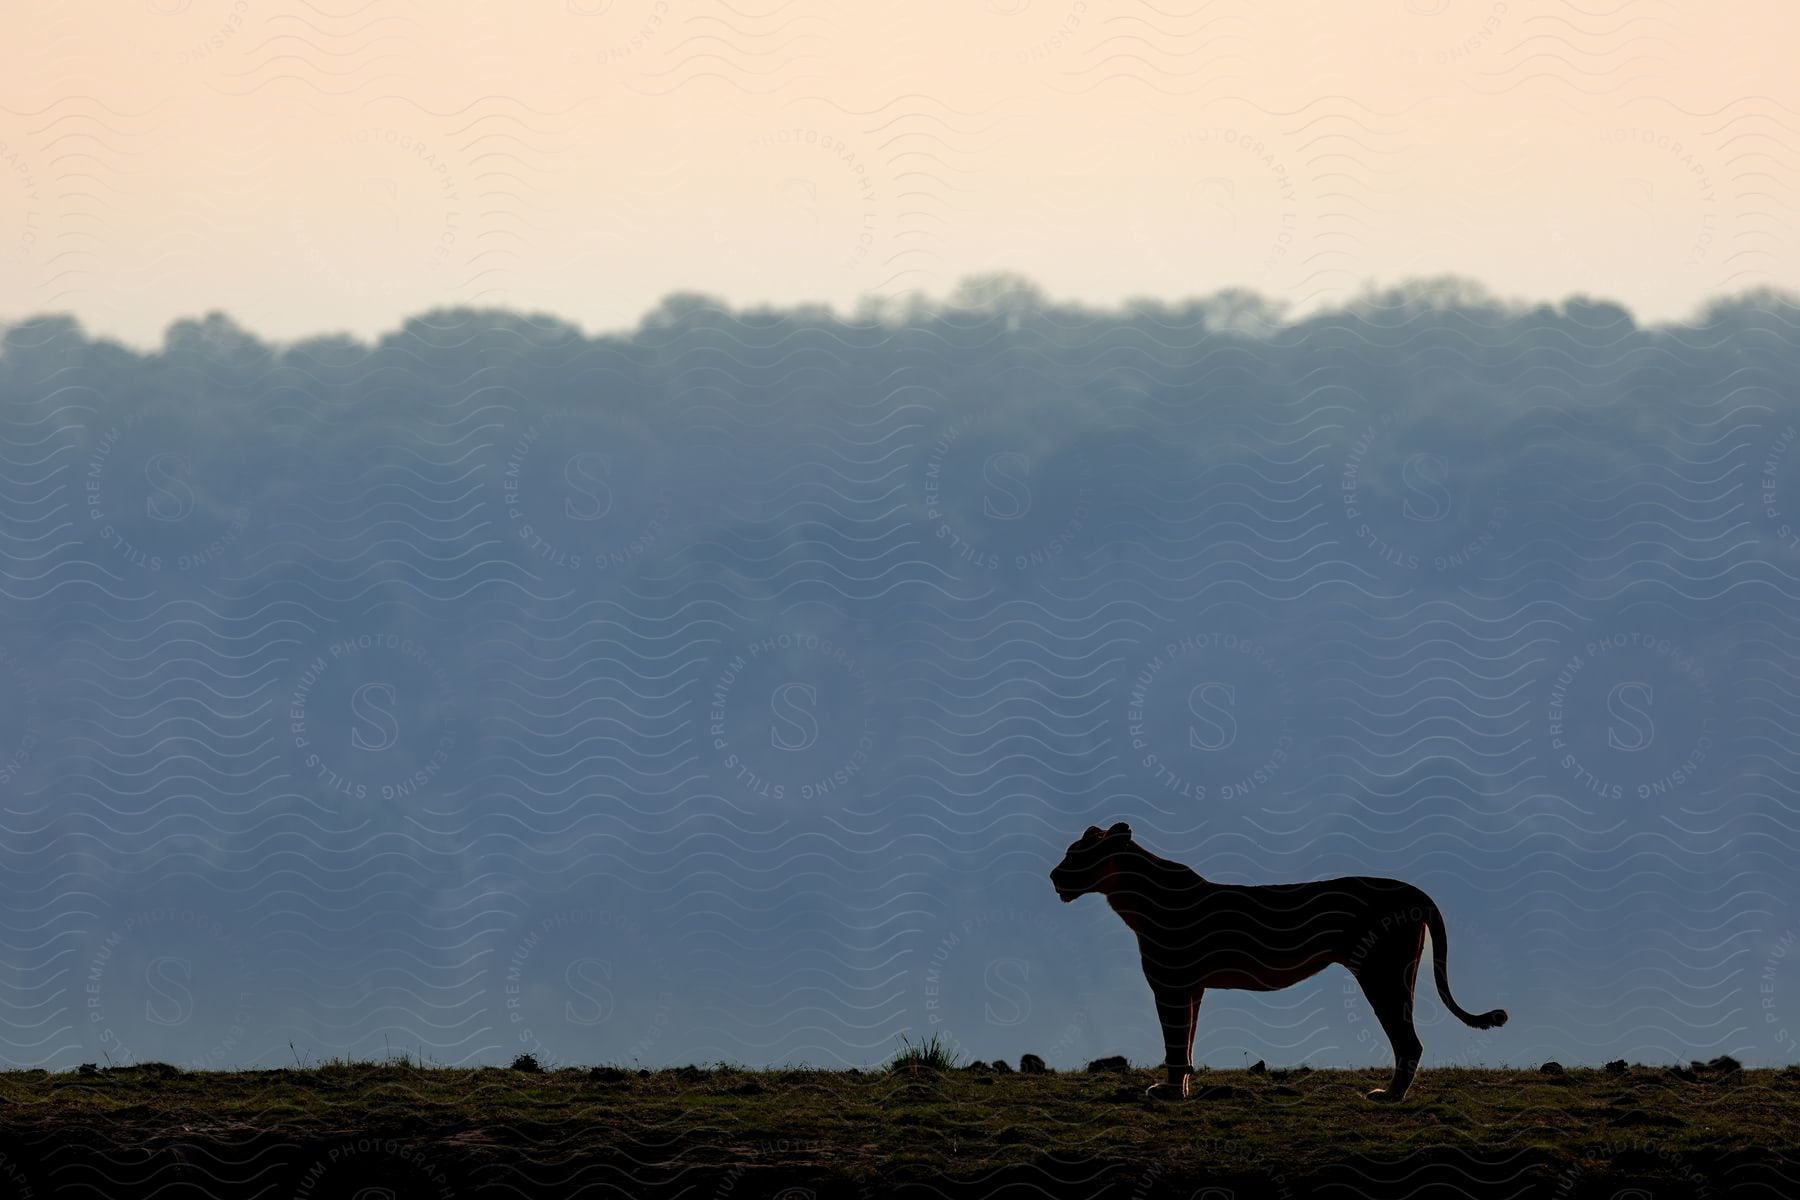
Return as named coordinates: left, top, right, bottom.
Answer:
left=2, top=274, right=1797, bottom=1073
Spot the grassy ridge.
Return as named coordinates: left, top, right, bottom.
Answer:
left=1, top=1059, right=1794, bottom=1198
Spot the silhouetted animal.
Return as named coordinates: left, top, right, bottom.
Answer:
left=1050, top=822, right=1507, bottom=1102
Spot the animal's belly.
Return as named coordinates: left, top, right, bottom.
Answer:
left=1196, top=960, right=1332, bottom=991
left=1177, top=942, right=1341, bottom=991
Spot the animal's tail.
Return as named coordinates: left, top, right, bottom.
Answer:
left=1425, top=900, right=1508, bottom=1030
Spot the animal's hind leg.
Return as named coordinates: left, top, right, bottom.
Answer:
left=1353, top=925, right=1425, bottom=1103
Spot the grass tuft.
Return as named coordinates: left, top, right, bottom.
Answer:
left=886, top=1032, right=959, bottom=1074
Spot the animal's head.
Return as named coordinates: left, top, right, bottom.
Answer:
left=1049, top=822, right=1134, bottom=902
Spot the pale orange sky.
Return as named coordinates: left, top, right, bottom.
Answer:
left=3, top=0, right=1797, bottom=347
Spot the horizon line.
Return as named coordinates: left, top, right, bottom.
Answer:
left=7, top=271, right=1800, bottom=357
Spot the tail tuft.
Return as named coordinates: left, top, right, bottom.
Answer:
left=1471, top=1008, right=1508, bottom=1030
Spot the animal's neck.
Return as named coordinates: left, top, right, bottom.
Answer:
left=1101, top=849, right=1198, bottom=936
left=1105, top=888, right=1157, bottom=936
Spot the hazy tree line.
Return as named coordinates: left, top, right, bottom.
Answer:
left=1, top=275, right=1797, bottom=1072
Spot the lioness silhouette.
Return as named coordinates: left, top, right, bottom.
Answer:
left=1050, top=822, right=1507, bottom=1101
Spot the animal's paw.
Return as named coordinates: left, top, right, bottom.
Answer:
left=1364, top=1087, right=1405, bottom=1103
left=1145, top=1081, right=1188, bottom=1101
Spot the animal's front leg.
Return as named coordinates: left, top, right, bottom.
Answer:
left=1145, top=990, right=1195, bottom=1100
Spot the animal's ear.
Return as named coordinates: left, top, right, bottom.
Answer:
left=1106, top=821, right=1131, bottom=838
left=1083, top=825, right=1104, bottom=840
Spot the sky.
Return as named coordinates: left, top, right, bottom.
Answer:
left=4, top=0, right=1799, bottom=346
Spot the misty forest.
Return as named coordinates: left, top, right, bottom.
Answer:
left=3, top=274, right=1798, bottom=1078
